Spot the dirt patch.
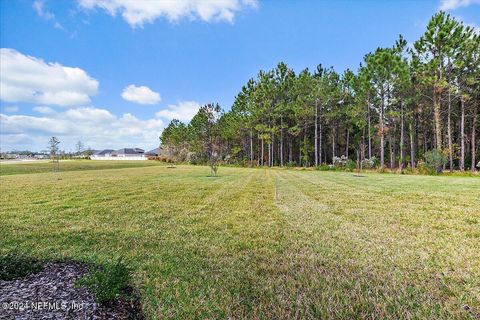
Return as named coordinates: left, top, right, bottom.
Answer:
left=0, top=262, right=142, bottom=319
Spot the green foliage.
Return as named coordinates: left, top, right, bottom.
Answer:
left=209, top=158, right=219, bottom=176
left=76, top=258, right=132, bottom=304
left=316, top=164, right=337, bottom=171
left=345, top=159, right=357, bottom=172
left=361, top=157, right=379, bottom=169
left=286, top=161, right=297, bottom=168
left=0, top=251, right=43, bottom=280
left=155, top=13, right=478, bottom=174
left=424, top=150, right=447, bottom=174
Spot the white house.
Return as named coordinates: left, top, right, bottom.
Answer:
left=91, top=148, right=147, bottom=160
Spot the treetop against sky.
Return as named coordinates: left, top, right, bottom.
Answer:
left=0, top=0, right=479, bottom=151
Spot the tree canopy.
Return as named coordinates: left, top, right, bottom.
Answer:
left=160, top=12, right=479, bottom=172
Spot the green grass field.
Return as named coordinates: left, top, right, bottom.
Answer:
left=1, top=161, right=479, bottom=319
left=0, top=160, right=165, bottom=175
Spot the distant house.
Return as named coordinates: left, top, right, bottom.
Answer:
left=91, top=149, right=115, bottom=160
left=145, top=148, right=159, bottom=157
left=91, top=148, right=147, bottom=160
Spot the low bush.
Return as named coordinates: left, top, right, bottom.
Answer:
left=345, top=159, right=356, bottom=172
left=417, top=161, right=431, bottom=175
left=424, top=150, right=447, bottom=174
left=361, top=157, right=378, bottom=169
left=0, top=251, right=43, bottom=280
left=316, top=164, right=337, bottom=171
left=286, top=161, right=297, bottom=168
left=332, top=155, right=348, bottom=167
left=76, top=258, right=133, bottom=304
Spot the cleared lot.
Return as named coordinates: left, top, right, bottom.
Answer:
left=1, top=164, right=479, bottom=319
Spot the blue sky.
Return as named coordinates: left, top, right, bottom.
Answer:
left=1, top=0, right=479, bottom=152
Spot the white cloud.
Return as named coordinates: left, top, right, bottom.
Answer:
left=0, top=48, right=99, bottom=107
left=33, top=106, right=55, bottom=114
left=78, top=0, right=258, bottom=27
left=0, top=107, right=165, bottom=151
left=33, top=0, right=55, bottom=20
left=439, top=0, right=480, bottom=10
left=121, top=84, right=161, bottom=105
left=155, top=101, right=200, bottom=122
left=3, top=106, right=19, bottom=113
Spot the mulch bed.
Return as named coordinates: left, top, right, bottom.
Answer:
left=0, top=262, right=142, bottom=320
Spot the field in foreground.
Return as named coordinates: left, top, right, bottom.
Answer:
left=1, top=164, right=479, bottom=319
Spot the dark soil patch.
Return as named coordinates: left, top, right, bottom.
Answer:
left=0, top=262, right=143, bottom=319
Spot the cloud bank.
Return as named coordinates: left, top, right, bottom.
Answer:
left=439, top=0, right=480, bottom=10
left=155, top=101, right=201, bottom=122
left=0, top=48, right=99, bottom=107
left=1, top=107, right=165, bottom=151
left=78, top=0, right=258, bottom=27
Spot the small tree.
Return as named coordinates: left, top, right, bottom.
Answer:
left=48, top=136, right=60, bottom=172
left=84, top=148, right=94, bottom=158
left=424, top=150, right=447, bottom=174
left=75, top=140, right=84, bottom=156
left=209, top=151, right=219, bottom=176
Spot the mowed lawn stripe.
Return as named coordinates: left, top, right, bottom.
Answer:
left=273, top=170, right=480, bottom=319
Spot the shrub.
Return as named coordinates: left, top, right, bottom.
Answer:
left=332, top=155, right=348, bottom=167
left=424, top=150, right=447, bottom=174
left=332, top=155, right=356, bottom=171
left=0, top=252, right=43, bottom=280
left=316, top=164, right=337, bottom=171
left=403, top=167, right=414, bottom=175
left=76, top=258, right=132, bottom=304
left=345, top=159, right=356, bottom=172
left=361, top=157, right=378, bottom=169
left=417, top=161, right=430, bottom=175
left=286, top=161, right=297, bottom=168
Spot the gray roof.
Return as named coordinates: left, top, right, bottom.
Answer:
left=93, top=149, right=114, bottom=156
left=113, top=148, right=144, bottom=155
left=145, top=148, right=159, bottom=156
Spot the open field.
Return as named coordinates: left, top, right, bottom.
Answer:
left=1, top=164, right=479, bottom=319
left=0, top=160, right=165, bottom=176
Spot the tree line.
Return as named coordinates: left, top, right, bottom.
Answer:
left=160, top=12, right=479, bottom=172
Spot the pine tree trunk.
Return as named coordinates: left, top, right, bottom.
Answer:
left=270, top=122, right=275, bottom=167
left=319, top=112, right=323, bottom=164
left=289, top=139, right=292, bottom=163
left=460, top=97, right=465, bottom=171
left=268, top=143, right=271, bottom=167
left=472, top=111, right=477, bottom=172
left=380, top=97, right=385, bottom=169
left=389, top=136, right=394, bottom=170
left=250, top=128, right=253, bottom=167
left=447, top=91, right=453, bottom=171
left=332, top=126, right=336, bottom=162
left=433, top=87, right=442, bottom=151
left=346, top=129, right=349, bottom=158
left=261, top=137, right=264, bottom=167
left=314, top=100, right=318, bottom=166
left=409, top=121, right=415, bottom=169
left=280, top=116, right=284, bottom=167
left=271, top=130, right=274, bottom=167
left=400, top=101, right=405, bottom=169
left=304, top=119, right=308, bottom=167
left=368, top=102, right=372, bottom=159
